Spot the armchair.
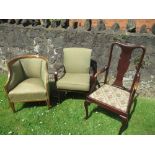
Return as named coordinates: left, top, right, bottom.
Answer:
left=84, top=42, right=146, bottom=134
left=4, top=55, right=50, bottom=112
left=54, top=48, right=96, bottom=101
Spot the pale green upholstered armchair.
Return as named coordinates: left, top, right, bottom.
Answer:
left=54, top=48, right=96, bottom=101
left=4, top=55, right=50, bottom=112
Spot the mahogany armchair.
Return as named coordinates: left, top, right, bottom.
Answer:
left=84, top=42, right=146, bottom=134
left=54, top=47, right=97, bottom=101
left=4, top=55, right=51, bottom=112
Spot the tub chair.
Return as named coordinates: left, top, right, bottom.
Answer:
left=4, top=55, right=50, bottom=112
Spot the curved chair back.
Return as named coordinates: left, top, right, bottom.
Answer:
left=6, top=55, right=48, bottom=92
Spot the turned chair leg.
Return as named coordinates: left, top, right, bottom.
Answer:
left=84, top=100, right=90, bottom=119
left=9, top=102, right=15, bottom=113
left=119, top=115, right=128, bottom=135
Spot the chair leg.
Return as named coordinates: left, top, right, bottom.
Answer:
left=119, top=115, right=128, bottom=135
left=46, top=99, right=51, bottom=109
left=58, top=91, right=61, bottom=104
left=84, top=100, right=90, bottom=119
left=9, top=102, right=15, bottom=113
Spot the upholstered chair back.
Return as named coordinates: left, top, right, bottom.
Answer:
left=8, top=57, right=47, bottom=91
left=20, top=58, right=43, bottom=78
left=63, top=48, right=92, bottom=74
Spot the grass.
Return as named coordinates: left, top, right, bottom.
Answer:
left=0, top=74, right=155, bottom=135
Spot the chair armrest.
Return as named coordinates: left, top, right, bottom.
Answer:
left=130, top=73, right=140, bottom=100
left=90, top=59, right=97, bottom=79
left=94, top=66, right=108, bottom=78
left=132, top=73, right=140, bottom=91
left=54, top=71, right=58, bottom=82
left=54, top=65, right=65, bottom=82
left=41, top=60, right=49, bottom=89
left=88, top=66, right=108, bottom=94
left=4, top=68, right=11, bottom=93
left=4, top=60, right=25, bottom=93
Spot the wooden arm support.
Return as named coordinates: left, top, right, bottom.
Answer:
left=132, top=73, right=140, bottom=92
left=127, top=73, right=141, bottom=114
left=94, top=66, right=108, bottom=78
left=89, top=66, right=108, bottom=94
left=129, top=73, right=140, bottom=104
left=54, top=71, right=58, bottom=82
left=54, top=65, right=65, bottom=83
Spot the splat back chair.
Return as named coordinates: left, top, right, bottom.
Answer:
left=55, top=48, right=96, bottom=101
left=4, top=55, right=50, bottom=112
left=84, top=42, right=145, bottom=134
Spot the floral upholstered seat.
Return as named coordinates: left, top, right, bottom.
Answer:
left=89, top=84, right=130, bottom=113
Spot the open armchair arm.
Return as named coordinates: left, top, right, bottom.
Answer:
left=94, top=65, right=108, bottom=78
left=130, top=72, right=141, bottom=101
left=89, top=66, right=108, bottom=94
left=54, top=65, right=65, bottom=83
left=127, top=73, right=141, bottom=113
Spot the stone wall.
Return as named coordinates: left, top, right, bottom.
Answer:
left=0, top=24, right=155, bottom=97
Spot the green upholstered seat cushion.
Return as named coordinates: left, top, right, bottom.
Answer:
left=63, top=48, right=92, bottom=73
left=57, top=73, right=90, bottom=91
left=8, top=78, right=47, bottom=102
left=8, top=60, right=25, bottom=91
left=20, top=58, right=42, bottom=78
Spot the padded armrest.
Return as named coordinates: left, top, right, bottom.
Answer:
left=41, top=60, right=49, bottom=89
left=5, top=60, right=25, bottom=93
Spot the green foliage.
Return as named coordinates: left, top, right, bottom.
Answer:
left=0, top=74, right=155, bottom=135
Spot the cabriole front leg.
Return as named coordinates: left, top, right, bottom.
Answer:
left=84, top=100, right=90, bottom=119
left=119, top=115, right=128, bottom=135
